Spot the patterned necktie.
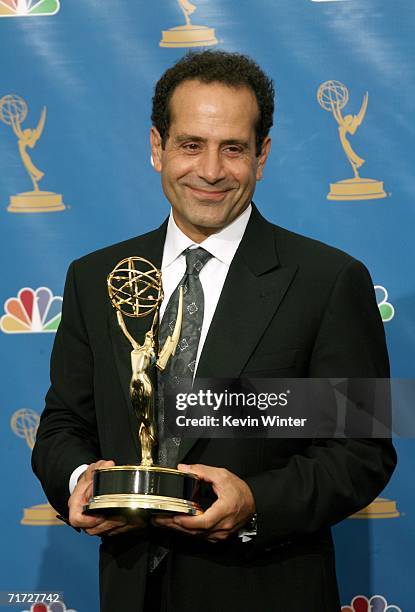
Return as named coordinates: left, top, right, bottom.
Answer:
left=156, top=246, right=212, bottom=466
left=148, top=247, right=212, bottom=574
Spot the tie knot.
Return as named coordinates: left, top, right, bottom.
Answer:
left=184, top=247, right=212, bottom=276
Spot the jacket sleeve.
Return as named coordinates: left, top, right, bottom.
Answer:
left=32, top=261, right=101, bottom=518
left=244, top=259, right=397, bottom=552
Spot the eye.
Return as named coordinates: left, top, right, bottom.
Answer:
left=182, top=142, right=201, bottom=153
left=223, top=145, right=243, bottom=156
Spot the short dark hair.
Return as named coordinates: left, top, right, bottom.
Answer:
left=151, top=50, right=275, bottom=155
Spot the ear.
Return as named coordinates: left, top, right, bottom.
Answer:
left=256, top=137, right=271, bottom=181
left=150, top=127, right=163, bottom=173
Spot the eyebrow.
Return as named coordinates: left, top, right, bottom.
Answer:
left=174, top=134, right=250, bottom=148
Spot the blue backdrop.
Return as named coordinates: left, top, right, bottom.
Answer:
left=0, top=1, right=413, bottom=611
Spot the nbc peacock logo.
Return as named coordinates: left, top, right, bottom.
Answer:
left=342, top=595, right=401, bottom=612
left=0, top=287, right=62, bottom=333
left=22, top=602, right=77, bottom=612
left=375, top=285, right=395, bottom=323
left=0, top=0, right=60, bottom=17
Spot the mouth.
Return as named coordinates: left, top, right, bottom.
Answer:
left=186, top=186, right=231, bottom=201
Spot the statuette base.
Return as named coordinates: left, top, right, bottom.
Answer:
left=21, top=503, right=63, bottom=526
left=83, top=465, right=202, bottom=517
left=328, top=178, right=387, bottom=201
left=350, top=497, right=400, bottom=519
left=160, top=25, right=217, bottom=48
left=8, top=190, right=65, bottom=213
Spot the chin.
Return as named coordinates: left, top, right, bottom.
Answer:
left=191, top=213, right=227, bottom=230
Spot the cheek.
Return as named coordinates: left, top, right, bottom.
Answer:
left=227, top=160, right=257, bottom=185
left=162, top=152, right=196, bottom=178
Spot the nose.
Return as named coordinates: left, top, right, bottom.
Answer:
left=197, top=148, right=226, bottom=184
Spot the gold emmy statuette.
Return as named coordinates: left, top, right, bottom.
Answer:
left=84, top=257, right=202, bottom=517
left=0, top=94, right=65, bottom=213
left=11, top=409, right=62, bottom=526
left=317, top=80, right=387, bottom=201
left=160, top=0, right=217, bottom=48
left=349, top=497, right=400, bottom=520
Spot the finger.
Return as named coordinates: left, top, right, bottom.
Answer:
left=84, top=518, right=127, bottom=537
left=69, top=483, right=96, bottom=527
left=207, top=533, right=229, bottom=543
left=93, top=459, right=115, bottom=470
left=151, top=515, right=201, bottom=536
left=177, top=464, right=231, bottom=500
left=157, top=522, right=200, bottom=536
left=172, top=499, right=225, bottom=531
left=80, top=512, right=139, bottom=534
left=79, top=480, right=94, bottom=501
left=71, top=514, right=107, bottom=530
left=71, top=466, right=116, bottom=526
left=168, top=525, right=200, bottom=536
left=151, top=513, right=199, bottom=528
left=151, top=516, right=176, bottom=529
left=70, top=500, right=110, bottom=529
left=177, top=463, right=221, bottom=484
left=83, top=460, right=115, bottom=484
left=206, top=527, right=232, bottom=542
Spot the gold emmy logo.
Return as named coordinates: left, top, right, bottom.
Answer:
left=0, top=94, right=65, bottom=213
left=349, top=497, right=400, bottom=520
left=160, top=0, right=218, bottom=48
left=11, top=408, right=62, bottom=526
left=317, top=80, right=387, bottom=201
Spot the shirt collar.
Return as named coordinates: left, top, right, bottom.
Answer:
left=162, top=204, right=252, bottom=269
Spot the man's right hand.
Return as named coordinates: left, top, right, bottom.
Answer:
left=68, top=460, right=145, bottom=536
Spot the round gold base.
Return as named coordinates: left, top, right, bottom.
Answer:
left=160, top=25, right=217, bottom=48
left=86, top=493, right=201, bottom=515
left=328, top=178, right=387, bottom=201
left=83, top=464, right=202, bottom=517
left=8, top=191, right=65, bottom=213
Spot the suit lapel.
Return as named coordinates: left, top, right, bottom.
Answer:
left=177, top=207, right=298, bottom=463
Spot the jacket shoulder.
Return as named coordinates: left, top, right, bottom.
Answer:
left=72, top=224, right=167, bottom=275
left=62, top=224, right=167, bottom=313
left=271, top=223, right=358, bottom=276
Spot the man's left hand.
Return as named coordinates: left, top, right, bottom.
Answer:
left=152, top=463, right=256, bottom=543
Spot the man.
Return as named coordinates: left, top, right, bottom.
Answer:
left=32, top=51, right=396, bottom=611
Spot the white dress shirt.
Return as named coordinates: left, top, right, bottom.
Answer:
left=69, top=205, right=252, bottom=494
left=160, top=204, right=251, bottom=373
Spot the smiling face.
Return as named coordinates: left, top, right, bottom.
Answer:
left=151, top=80, right=271, bottom=243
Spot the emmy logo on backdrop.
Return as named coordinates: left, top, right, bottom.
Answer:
left=349, top=497, right=400, bottom=520
left=11, top=409, right=62, bottom=526
left=160, top=0, right=218, bottom=48
left=0, top=94, right=65, bottom=212
left=317, top=80, right=387, bottom=201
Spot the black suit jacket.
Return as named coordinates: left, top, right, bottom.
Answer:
left=32, top=206, right=396, bottom=612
